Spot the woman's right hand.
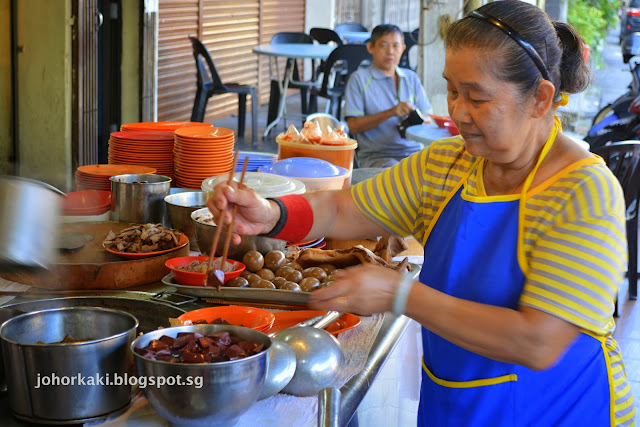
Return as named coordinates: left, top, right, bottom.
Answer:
left=206, top=182, right=280, bottom=244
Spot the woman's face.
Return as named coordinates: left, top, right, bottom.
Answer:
left=444, top=46, right=533, bottom=163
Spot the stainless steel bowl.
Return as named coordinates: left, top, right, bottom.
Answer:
left=132, top=324, right=270, bottom=427
left=191, top=207, right=286, bottom=260
left=165, top=191, right=213, bottom=251
left=0, top=307, right=138, bottom=423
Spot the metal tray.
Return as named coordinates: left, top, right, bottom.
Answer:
left=160, top=263, right=421, bottom=305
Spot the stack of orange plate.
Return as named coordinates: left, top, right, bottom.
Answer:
left=75, top=164, right=157, bottom=191
left=121, top=121, right=214, bottom=132
left=173, top=126, right=235, bottom=189
left=108, top=131, right=175, bottom=182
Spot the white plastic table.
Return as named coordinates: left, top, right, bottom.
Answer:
left=338, top=32, right=371, bottom=44
left=405, top=123, right=453, bottom=146
left=252, top=44, right=336, bottom=138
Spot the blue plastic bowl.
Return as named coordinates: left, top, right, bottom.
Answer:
left=260, top=157, right=346, bottom=178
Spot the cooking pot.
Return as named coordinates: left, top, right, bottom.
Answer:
left=0, top=176, right=63, bottom=272
left=0, top=307, right=138, bottom=423
left=0, top=296, right=189, bottom=395
left=111, top=174, right=171, bottom=226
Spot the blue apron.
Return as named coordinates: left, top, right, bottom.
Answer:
left=417, top=121, right=613, bottom=426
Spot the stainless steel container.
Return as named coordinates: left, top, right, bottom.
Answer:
left=132, top=324, right=270, bottom=427
left=191, top=207, right=286, bottom=260
left=0, top=176, right=62, bottom=272
left=111, top=174, right=171, bottom=226
left=0, top=307, right=138, bottom=423
left=165, top=191, right=213, bottom=251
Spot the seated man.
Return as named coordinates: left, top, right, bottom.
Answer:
left=344, top=24, right=433, bottom=168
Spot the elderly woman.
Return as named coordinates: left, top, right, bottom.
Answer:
left=208, top=2, right=635, bottom=425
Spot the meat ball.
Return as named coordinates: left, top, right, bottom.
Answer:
left=275, top=266, right=293, bottom=278
left=250, top=279, right=276, bottom=289
left=243, top=273, right=262, bottom=286
left=280, top=281, right=302, bottom=291
left=242, top=251, right=264, bottom=273
left=299, top=277, right=321, bottom=292
left=227, top=277, right=249, bottom=288
left=240, top=270, right=253, bottom=279
left=256, top=268, right=276, bottom=281
left=302, top=267, right=327, bottom=282
left=284, top=269, right=303, bottom=283
left=318, top=263, right=336, bottom=274
left=264, top=250, right=286, bottom=271
left=285, top=262, right=303, bottom=272
left=272, top=277, right=288, bottom=288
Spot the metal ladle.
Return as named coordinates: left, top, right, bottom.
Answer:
left=259, top=311, right=344, bottom=399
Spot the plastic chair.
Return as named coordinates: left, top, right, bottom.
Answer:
left=310, top=28, right=344, bottom=46
left=400, top=28, right=420, bottom=70
left=592, top=141, right=640, bottom=315
left=188, top=36, right=257, bottom=145
left=309, top=44, right=372, bottom=119
left=269, top=32, right=318, bottom=120
left=334, top=23, right=368, bottom=34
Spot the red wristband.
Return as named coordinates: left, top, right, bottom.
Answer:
left=263, top=195, right=314, bottom=242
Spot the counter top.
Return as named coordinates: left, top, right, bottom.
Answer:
left=0, top=275, right=418, bottom=426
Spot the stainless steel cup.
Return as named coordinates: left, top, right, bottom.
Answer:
left=0, top=307, right=138, bottom=422
left=111, top=174, right=171, bottom=226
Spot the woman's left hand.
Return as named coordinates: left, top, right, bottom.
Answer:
left=308, top=264, right=403, bottom=315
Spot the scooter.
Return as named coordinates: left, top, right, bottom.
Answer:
left=585, top=56, right=640, bottom=149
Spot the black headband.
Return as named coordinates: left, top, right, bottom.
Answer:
left=468, top=10, right=552, bottom=82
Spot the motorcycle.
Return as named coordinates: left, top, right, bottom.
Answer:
left=585, top=56, right=640, bottom=150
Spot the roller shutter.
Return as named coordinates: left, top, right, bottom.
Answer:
left=158, top=0, right=305, bottom=122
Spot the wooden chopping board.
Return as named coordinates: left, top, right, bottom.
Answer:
left=0, top=221, right=189, bottom=290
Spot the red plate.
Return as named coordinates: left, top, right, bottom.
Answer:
left=177, top=305, right=274, bottom=331
left=121, top=122, right=214, bottom=132
left=266, top=310, right=361, bottom=336
left=102, top=233, right=188, bottom=259
left=110, top=130, right=174, bottom=141
left=175, top=126, right=234, bottom=139
left=165, top=255, right=246, bottom=286
left=77, top=164, right=157, bottom=176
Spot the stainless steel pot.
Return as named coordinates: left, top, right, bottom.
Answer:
left=111, top=174, right=171, bottom=226
left=0, top=296, right=188, bottom=394
left=0, top=176, right=62, bottom=272
left=165, top=191, right=213, bottom=251
left=0, top=307, right=138, bottom=422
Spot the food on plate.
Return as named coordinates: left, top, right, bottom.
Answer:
left=264, top=250, right=286, bottom=271
left=175, top=258, right=235, bottom=273
left=272, top=277, right=287, bottom=288
left=299, top=277, right=321, bottom=292
left=103, top=223, right=184, bottom=253
left=289, top=236, right=412, bottom=271
left=284, top=269, right=303, bottom=283
left=250, top=279, right=276, bottom=289
left=318, top=263, right=336, bottom=274
left=302, top=266, right=327, bottom=281
left=227, top=277, right=249, bottom=288
left=242, top=250, right=265, bottom=272
left=277, top=120, right=355, bottom=146
left=285, top=261, right=303, bottom=272
left=134, top=331, right=266, bottom=363
left=191, top=318, right=232, bottom=325
left=280, top=281, right=301, bottom=291
left=256, top=268, right=275, bottom=281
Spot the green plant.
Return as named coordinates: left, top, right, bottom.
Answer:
left=568, top=0, right=620, bottom=67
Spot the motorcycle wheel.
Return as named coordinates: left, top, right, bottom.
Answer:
left=585, top=127, right=638, bottom=151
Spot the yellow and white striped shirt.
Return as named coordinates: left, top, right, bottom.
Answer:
left=351, top=136, right=635, bottom=425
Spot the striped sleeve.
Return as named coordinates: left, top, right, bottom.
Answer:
left=351, top=149, right=428, bottom=239
left=520, top=164, right=627, bottom=335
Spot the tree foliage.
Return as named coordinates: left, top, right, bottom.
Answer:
left=567, top=0, right=620, bottom=65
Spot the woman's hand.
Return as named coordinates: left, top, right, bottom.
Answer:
left=309, top=264, right=404, bottom=315
left=206, top=182, right=280, bottom=245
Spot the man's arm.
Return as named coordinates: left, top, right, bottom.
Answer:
left=346, top=102, right=414, bottom=134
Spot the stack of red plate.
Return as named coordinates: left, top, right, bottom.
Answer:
left=75, top=164, right=157, bottom=191
left=62, top=190, right=112, bottom=216
left=173, top=126, right=235, bottom=189
left=121, top=121, right=214, bottom=132
left=108, top=131, right=176, bottom=182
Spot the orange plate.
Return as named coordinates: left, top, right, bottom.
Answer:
left=177, top=305, right=275, bottom=331
left=102, top=233, right=188, bottom=259
left=77, top=164, right=157, bottom=176
left=121, top=122, right=214, bottom=132
left=266, top=310, right=361, bottom=336
left=175, top=126, right=234, bottom=139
